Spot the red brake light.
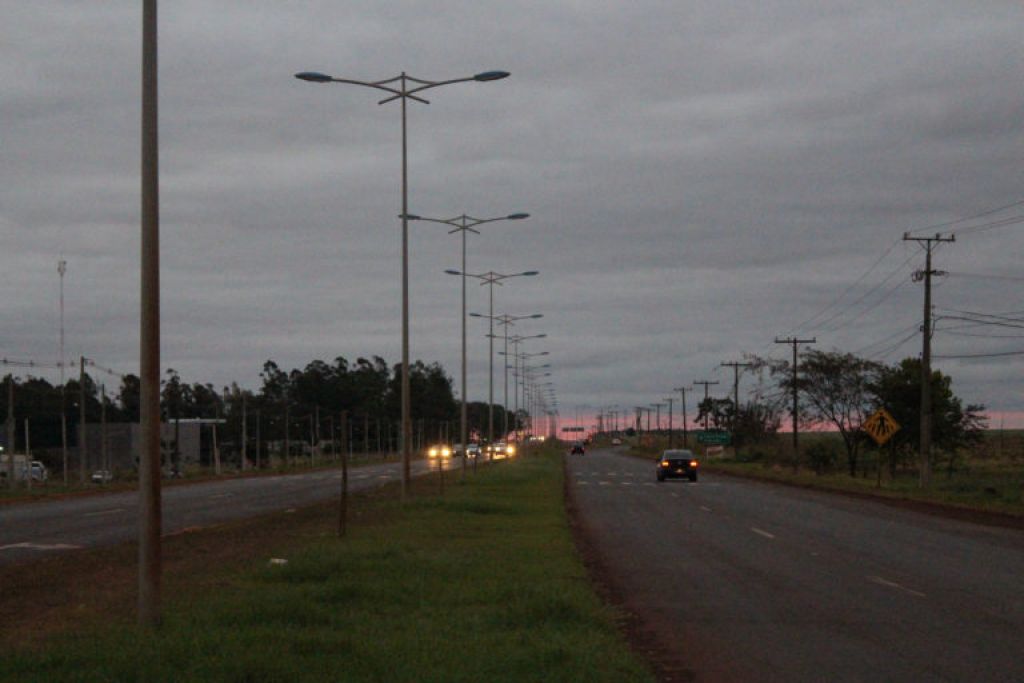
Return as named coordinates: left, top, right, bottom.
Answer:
left=690, top=460, right=699, bottom=467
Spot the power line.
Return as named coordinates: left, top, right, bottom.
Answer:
left=949, top=214, right=1024, bottom=238
left=904, top=198, right=1024, bottom=237
left=786, top=239, right=902, bottom=335
left=934, top=349, right=1024, bottom=359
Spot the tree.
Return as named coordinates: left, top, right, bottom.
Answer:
left=118, top=374, right=141, bottom=422
left=871, top=358, right=986, bottom=476
left=792, top=350, right=881, bottom=476
left=731, top=400, right=783, bottom=449
left=696, top=397, right=733, bottom=431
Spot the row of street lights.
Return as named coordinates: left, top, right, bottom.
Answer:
left=294, top=68, right=515, bottom=496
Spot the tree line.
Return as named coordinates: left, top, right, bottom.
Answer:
left=2, top=355, right=514, bottom=463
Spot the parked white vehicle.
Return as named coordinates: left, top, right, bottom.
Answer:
left=0, top=452, right=48, bottom=482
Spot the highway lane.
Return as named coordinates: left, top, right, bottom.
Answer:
left=568, top=447, right=1024, bottom=682
left=0, top=457, right=460, bottom=566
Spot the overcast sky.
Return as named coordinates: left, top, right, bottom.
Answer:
left=2, top=1, right=1023, bottom=429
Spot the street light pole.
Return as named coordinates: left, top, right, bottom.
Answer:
left=408, top=213, right=529, bottom=475
left=295, top=68, right=509, bottom=500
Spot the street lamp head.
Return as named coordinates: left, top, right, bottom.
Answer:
left=474, top=70, right=510, bottom=82
left=445, top=269, right=462, bottom=276
left=402, top=213, right=422, bottom=220
left=295, top=71, right=333, bottom=83
left=469, top=312, right=484, bottom=318
left=520, top=270, right=539, bottom=277
left=507, top=213, right=530, bottom=220
left=529, top=314, right=543, bottom=319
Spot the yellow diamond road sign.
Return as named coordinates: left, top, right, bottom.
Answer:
left=863, top=408, right=900, bottom=446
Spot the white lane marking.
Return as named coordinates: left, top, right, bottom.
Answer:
left=598, top=481, right=612, bottom=486
left=867, top=575, right=926, bottom=598
left=355, top=474, right=370, bottom=480
left=377, top=475, right=392, bottom=480
left=576, top=481, right=589, bottom=485
left=751, top=527, right=776, bottom=539
left=700, top=506, right=712, bottom=512
left=0, top=542, right=82, bottom=551
left=670, top=492, right=679, bottom=498
left=643, top=483, right=655, bottom=487
left=84, top=507, right=126, bottom=517
left=621, top=482, right=633, bottom=486
left=209, top=493, right=233, bottom=500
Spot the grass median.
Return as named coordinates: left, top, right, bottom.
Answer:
left=0, top=451, right=654, bottom=683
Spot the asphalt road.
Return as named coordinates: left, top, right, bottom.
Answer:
left=567, top=447, right=1024, bottom=682
left=0, top=456, right=461, bottom=566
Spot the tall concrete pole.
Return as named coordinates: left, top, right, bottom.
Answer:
left=138, top=0, right=162, bottom=627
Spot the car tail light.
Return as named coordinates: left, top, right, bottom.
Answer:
left=690, top=460, right=698, bottom=467
left=660, top=461, right=670, bottom=468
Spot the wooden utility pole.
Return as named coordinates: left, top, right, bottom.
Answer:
left=664, top=398, right=675, bottom=448
left=721, top=361, right=753, bottom=431
left=903, top=232, right=954, bottom=488
left=774, top=338, right=816, bottom=462
left=693, top=380, right=720, bottom=430
left=674, top=386, right=689, bottom=448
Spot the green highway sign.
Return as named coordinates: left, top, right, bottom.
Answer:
left=697, top=431, right=731, bottom=445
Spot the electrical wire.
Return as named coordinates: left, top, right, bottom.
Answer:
left=934, top=349, right=1024, bottom=359
left=904, top=198, right=1024, bottom=237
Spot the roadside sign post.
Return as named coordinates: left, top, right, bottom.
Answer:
left=864, top=408, right=901, bottom=487
left=863, top=408, right=900, bottom=447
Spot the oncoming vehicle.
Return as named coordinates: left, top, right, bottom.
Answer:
left=91, top=469, right=114, bottom=484
left=570, top=441, right=585, bottom=456
left=427, top=444, right=452, bottom=459
left=656, top=449, right=698, bottom=482
left=489, top=442, right=513, bottom=459
left=466, top=443, right=481, bottom=459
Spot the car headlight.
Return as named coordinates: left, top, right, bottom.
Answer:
left=507, top=445, right=516, bottom=455
left=429, top=447, right=438, bottom=457
left=442, top=447, right=451, bottom=457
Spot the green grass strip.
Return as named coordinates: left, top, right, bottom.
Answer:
left=1, top=453, right=654, bottom=683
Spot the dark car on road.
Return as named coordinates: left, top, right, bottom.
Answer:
left=656, top=449, right=698, bottom=482
left=570, top=441, right=585, bottom=455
